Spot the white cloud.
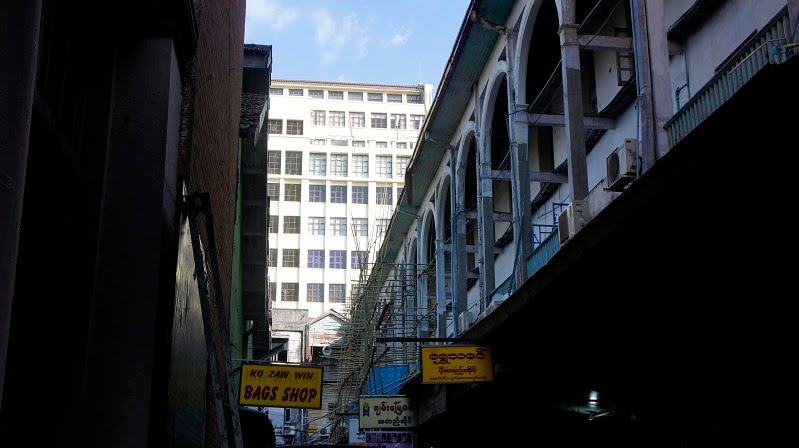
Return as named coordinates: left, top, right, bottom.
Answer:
left=383, top=29, right=411, bottom=46
left=246, top=0, right=298, bottom=31
left=312, top=9, right=371, bottom=64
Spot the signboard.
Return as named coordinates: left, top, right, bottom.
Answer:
left=359, top=395, right=416, bottom=429
left=349, top=417, right=366, bottom=446
left=364, top=431, right=413, bottom=448
left=238, top=363, right=323, bottom=409
left=420, top=345, right=493, bottom=384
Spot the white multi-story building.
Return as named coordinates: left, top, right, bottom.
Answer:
left=266, top=79, right=432, bottom=319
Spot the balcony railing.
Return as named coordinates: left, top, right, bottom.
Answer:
left=526, top=230, right=560, bottom=279
left=665, top=8, right=792, bottom=145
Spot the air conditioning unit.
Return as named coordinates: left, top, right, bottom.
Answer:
left=458, top=311, right=473, bottom=331
left=557, top=200, right=591, bottom=245
left=606, top=138, right=638, bottom=192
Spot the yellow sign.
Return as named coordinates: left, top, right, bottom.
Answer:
left=238, top=363, right=324, bottom=409
left=420, top=345, right=493, bottom=384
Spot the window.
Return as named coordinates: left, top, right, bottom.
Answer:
left=410, top=114, right=424, bottom=130
left=308, top=217, right=325, bottom=235
left=615, top=28, right=635, bottom=86
left=330, top=185, right=347, bottom=203
left=283, top=216, right=300, bottom=234
left=308, top=250, right=324, bottom=269
left=309, top=184, right=326, bottom=202
left=352, top=140, right=365, bottom=147
left=310, top=138, right=325, bottom=145
left=376, top=141, right=388, bottom=148
left=286, top=120, right=303, bottom=135
left=267, top=151, right=281, bottom=174
left=350, top=112, right=365, bottom=128
left=329, top=90, right=344, bottom=100
left=268, top=249, right=277, bottom=267
left=307, top=283, right=324, bottom=302
left=311, top=110, right=326, bottom=126
left=396, top=188, right=403, bottom=204
left=330, top=218, right=347, bottom=236
left=309, top=153, right=326, bottom=176
left=390, top=114, right=406, bottom=129
left=283, top=183, right=301, bottom=202
left=267, top=183, right=279, bottom=202
left=329, top=284, right=346, bottom=303
left=371, top=113, right=387, bottom=128
left=387, top=93, right=402, bottom=103
left=376, top=186, right=393, bottom=205
left=348, top=91, right=363, bottom=101
left=376, top=219, right=390, bottom=236
left=351, top=251, right=367, bottom=269
left=268, top=119, right=282, bottom=134
left=281, top=283, right=299, bottom=301
left=352, top=186, right=368, bottom=204
left=269, top=215, right=278, bottom=233
left=376, top=156, right=392, bottom=179
left=285, top=151, right=302, bottom=175
left=269, top=282, right=277, bottom=301
left=351, top=155, right=368, bottom=177
left=329, top=250, right=346, bottom=269
left=289, top=89, right=303, bottom=96
left=269, top=88, right=283, bottom=95
left=353, top=218, right=368, bottom=236
left=331, top=139, right=347, bottom=146
left=282, top=249, right=299, bottom=267
left=396, top=142, right=407, bottom=149
left=407, top=94, right=422, bottom=104
left=329, top=111, right=345, bottom=127
left=330, top=154, right=347, bottom=177
left=309, top=89, right=324, bottom=99
left=367, top=92, right=383, bottom=102
left=395, top=156, right=410, bottom=177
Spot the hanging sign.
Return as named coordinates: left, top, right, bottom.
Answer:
left=420, top=345, right=493, bottom=383
left=359, top=395, right=416, bottom=429
left=238, top=363, right=323, bottom=409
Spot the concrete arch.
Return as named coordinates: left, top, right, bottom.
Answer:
left=480, top=69, right=509, bottom=163
left=515, top=0, right=550, bottom=103
left=436, top=173, right=452, bottom=239
left=419, top=208, right=437, bottom=265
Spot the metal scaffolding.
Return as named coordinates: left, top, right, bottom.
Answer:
left=328, top=258, right=437, bottom=442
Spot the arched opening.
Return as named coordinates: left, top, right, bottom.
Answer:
left=421, top=211, right=437, bottom=337
left=406, top=238, right=419, bottom=343
left=487, top=75, right=513, bottom=248
left=439, top=177, right=453, bottom=333
left=456, top=132, right=479, bottom=291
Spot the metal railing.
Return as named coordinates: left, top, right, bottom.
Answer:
left=665, top=8, right=792, bottom=145
left=526, top=230, right=561, bottom=279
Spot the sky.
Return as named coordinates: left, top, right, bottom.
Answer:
left=244, top=0, right=472, bottom=93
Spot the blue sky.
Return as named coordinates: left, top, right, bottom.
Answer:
left=244, top=0, right=472, bottom=93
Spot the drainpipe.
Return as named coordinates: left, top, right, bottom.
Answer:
left=0, top=0, right=42, bottom=411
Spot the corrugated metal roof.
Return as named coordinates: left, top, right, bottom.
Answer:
left=372, top=0, right=516, bottom=277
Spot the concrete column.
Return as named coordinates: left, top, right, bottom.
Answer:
left=505, top=29, right=532, bottom=287
left=477, top=160, right=496, bottom=304
left=79, top=34, right=182, bottom=447
left=451, top=179, right=467, bottom=334
left=645, top=0, right=675, bottom=159
left=434, top=238, right=447, bottom=337
left=0, top=0, right=41, bottom=411
left=558, top=20, right=589, bottom=201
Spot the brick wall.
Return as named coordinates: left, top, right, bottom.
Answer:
left=186, top=0, right=246, bottom=312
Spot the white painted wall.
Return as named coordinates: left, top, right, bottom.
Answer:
left=667, top=0, right=787, bottom=113
left=268, top=80, right=430, bottom=319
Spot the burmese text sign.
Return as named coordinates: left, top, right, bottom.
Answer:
left=359, top=395, right=416, bottom=429
left=420, top=345, right=493, bottom=384
left=238, top=363, right=323, bottom=409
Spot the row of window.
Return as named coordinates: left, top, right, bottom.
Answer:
left=269, top=249, right=369, bottom=269
left=269, top=88, right=423, bottom=104
left=269, top=216, right=391, bottom=236
left=310, top=139, right=409, bottom=149
left=267, top=151, right=410, bottom=178
left=268, top=113, right=424, bottom=134
left=269, top=282, right=347, bottom=303
left=268, top=183, right=400, bottom=205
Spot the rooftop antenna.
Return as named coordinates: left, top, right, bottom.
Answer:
left=418, top=60, right=422, bottom=85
